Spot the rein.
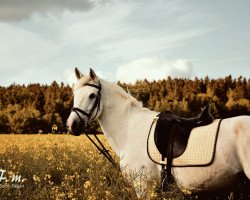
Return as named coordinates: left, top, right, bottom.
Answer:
left=71, top=81, right=117, bottom=168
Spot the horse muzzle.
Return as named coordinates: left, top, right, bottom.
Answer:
left=66, top=119, right=85, bottom=136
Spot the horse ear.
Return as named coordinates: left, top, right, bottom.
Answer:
left=75, top=67, right=84, bottom=79
left=89, top=68, right=97, bottom=81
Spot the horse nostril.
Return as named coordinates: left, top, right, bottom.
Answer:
left=72, top=121, right=77, bottom=132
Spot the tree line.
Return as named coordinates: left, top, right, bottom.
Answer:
left=0, top=75, right=249, bottom=134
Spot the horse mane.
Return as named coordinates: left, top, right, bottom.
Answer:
left=73, top=76, right=143, bottom=108
left=100, top=79, right=143, bottom=108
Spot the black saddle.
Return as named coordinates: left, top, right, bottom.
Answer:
left=153, top=105, right=214, bottom=189
left=154, top=105, right=214, bottom=159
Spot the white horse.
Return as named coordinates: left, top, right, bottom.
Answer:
left=67, top=68, right=250, bottom=197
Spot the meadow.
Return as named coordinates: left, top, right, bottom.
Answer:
left=0, top=134, right=159, bottom=200
left=0, top=134, right=248, bottom=200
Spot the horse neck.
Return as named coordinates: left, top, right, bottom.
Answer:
left=97, top=80, right=156, bottom=156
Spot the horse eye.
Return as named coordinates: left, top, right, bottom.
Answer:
left=89, top=93, right=96, bottom=99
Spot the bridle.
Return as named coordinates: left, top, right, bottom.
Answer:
left=70, top=81, right=117, bottom=167
left=71, top=81, right=102, bottom=122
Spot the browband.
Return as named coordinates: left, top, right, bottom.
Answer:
left=84, top=83, right=101, bottom=89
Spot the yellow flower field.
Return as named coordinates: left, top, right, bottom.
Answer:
left=0, top=134, right=160, bottom=200
left=0, top=134, right=247, bottom=200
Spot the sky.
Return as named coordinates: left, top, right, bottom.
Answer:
left=0, top=0, right=249, bottom=86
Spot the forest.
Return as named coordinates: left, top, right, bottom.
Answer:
left=0, top=75, right=249, bottom=134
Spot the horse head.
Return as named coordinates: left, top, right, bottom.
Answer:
left=67, top=68, right=103, bottom=136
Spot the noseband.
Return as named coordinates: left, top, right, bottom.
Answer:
left=71, top=81, right=102, bottom=122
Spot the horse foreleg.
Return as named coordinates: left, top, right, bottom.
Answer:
left=121, top=165, right=149, bottom=198
left=121, top=163, right=160, bottom=199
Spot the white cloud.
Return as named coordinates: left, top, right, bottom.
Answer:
left=95, top=70, right=106, bottom=79
left=116, top=58, right=193, bottom=83
left=0, top=0, right=224, bottom=86
left=62, top=68, right=77, bottom=86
